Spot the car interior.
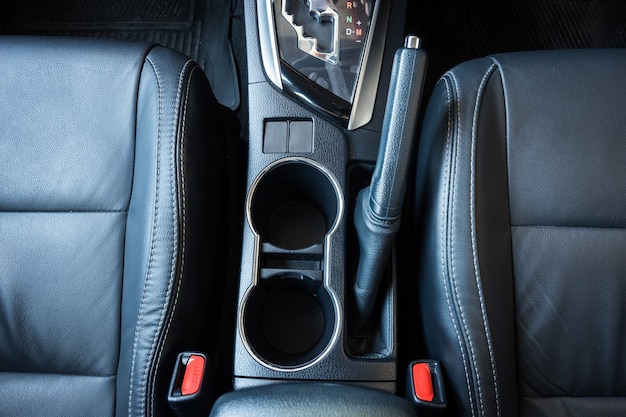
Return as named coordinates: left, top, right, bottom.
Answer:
left=1, top=0, right=626, bottom=416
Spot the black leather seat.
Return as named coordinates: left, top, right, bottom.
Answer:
left=0, top=37, right=227, bottom=416
left=415, top=50, right=626, bottom=416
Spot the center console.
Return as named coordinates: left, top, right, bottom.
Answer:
left=232, top=0, right=411, bottom=397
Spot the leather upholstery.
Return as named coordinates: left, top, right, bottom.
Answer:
left=209, top=383, right=417, bottom=417
left=415, top=50, right=626, bottom=417
left=0, top=37, right=227, bottom=417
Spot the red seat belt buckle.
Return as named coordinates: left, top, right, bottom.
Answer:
left=180, top=355, right=205, bottom=396
left=406, top=360, right=447, bottom=415
left=412, top=362, right=435, bottom=402
left=168, top=352, right=214, bottom=417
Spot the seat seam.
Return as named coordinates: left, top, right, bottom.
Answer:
left=469, top=62, right=502, bottom=417
left=128, top=54, right=163, bottom=417
left=149, top=60, right=196, bottom=417
left=449, top=70, right=486, bottom=417
left=441, top=74, right=476, bottom=417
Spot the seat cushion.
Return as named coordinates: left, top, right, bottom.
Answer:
left=415, top=49, right=626, bottom=417
left=0, top=36, right=227, bottom=417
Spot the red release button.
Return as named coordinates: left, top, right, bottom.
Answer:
left=412, top=363, right=435, bottom=402
left=181, top=355, right=205, bottom=396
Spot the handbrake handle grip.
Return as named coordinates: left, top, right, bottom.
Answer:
left=369, top=36, right=427, bottom=220
left=353, top=37, right=427, bottom=331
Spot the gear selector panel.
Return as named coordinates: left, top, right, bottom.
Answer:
left=276, top=0, right=374, bottom=103
left=259, top=0, right=388, bottom=129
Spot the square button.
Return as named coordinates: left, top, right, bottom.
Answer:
left=288, top=120, right=313, bottom=153
left=263, top=121, right=288, bottom=153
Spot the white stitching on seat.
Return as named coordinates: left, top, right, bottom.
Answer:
left=449, top=71, right=486, bottom=417
left=128, top=54, right=164, bottom=417
left=440, top=75, right=476, bottom=417
left=470, top=61, right=502, bottom=417
left=140, top=56, right=189, bottom=417
left=149, top=61, right=197, bottom=417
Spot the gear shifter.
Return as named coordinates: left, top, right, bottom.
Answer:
left=352, top=36, right=427, bottom=331
left=282, top=0, right=340, bottom=64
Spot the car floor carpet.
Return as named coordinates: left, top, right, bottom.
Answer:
left=408, top=0, right=626, bottom=97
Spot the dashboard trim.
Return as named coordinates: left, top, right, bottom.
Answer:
left=257, top=0, right=283, bottom=89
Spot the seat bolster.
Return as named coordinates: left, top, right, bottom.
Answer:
left=118, top=46, right=227, bottom=417
left=415, top=58, right=516, bottom=417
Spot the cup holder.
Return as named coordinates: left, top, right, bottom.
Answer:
left=249, top=160, right=340, bottom=250
left=243, top=159, right=342, bottom=369
left=243, top=274, right=336, bottom=368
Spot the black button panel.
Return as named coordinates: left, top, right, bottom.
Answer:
left=263, top=119, right=313, bottom=154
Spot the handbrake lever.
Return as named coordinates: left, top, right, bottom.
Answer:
left=352, top=36, right=427, bottom=331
